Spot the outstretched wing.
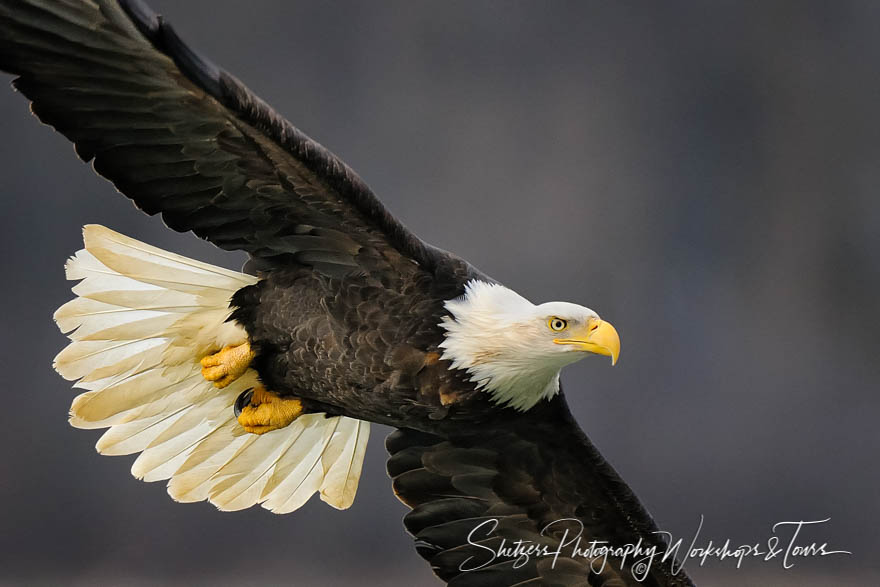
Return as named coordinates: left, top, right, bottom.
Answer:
left=387, top=393, right=695, bottom=587
left=0, top=0, right=475, bottom=283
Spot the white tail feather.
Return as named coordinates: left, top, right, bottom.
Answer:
left=54, top=225, right=369, bottom=513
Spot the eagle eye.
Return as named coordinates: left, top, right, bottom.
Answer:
left=548, top=317, right=568, bottom=332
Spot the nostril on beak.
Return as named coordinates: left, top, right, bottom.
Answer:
left=589, top=321, right=600, bottom=332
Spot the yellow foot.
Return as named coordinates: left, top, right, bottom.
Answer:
left=235, top=385, right=303, bottom=435
left=200, top=342, right=256, bottom=388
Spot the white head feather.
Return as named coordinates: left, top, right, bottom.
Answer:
left=439, top=280, right=610, bottom=411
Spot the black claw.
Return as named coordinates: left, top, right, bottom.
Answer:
left=234, top=388, right=254, bottom=418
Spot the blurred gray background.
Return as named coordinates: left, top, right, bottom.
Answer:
left=1, top=1, right=878, bottom=585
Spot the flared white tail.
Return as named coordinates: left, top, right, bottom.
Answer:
left=54, top=225, right=369, bottom=513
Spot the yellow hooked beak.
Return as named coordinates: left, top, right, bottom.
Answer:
left=553, top=318, right=621, bottom=365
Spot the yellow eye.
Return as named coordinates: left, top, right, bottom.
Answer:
left=549, top=317, right=568, bottom=332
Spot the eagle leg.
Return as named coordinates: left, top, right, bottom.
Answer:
left=200, top=342, right=256, bottom=388
left=234, top=385, right=303, bottom=435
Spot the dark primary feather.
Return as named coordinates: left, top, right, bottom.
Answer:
left=388, top=397, right=695, bottom=587
left=0, top=0, right=477, bottom=284
left=0, top=2, right=692, bottom=585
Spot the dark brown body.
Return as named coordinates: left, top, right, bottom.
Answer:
left=231, top=266, right=495, bottom=431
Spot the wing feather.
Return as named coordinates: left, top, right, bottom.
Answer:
left=0, top=0, right=480, bottom=286
left=386, top=394, right=696, bottom=587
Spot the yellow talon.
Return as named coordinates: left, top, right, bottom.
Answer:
left=200, top=342, right=255, bottom=388
left=237, top=385, right=303, bottom=435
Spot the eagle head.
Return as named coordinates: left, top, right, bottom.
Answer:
left=439, top=280, right=620, bottom=411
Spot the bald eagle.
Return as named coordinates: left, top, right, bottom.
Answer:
left=0, top=1, right=693, bottom=585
